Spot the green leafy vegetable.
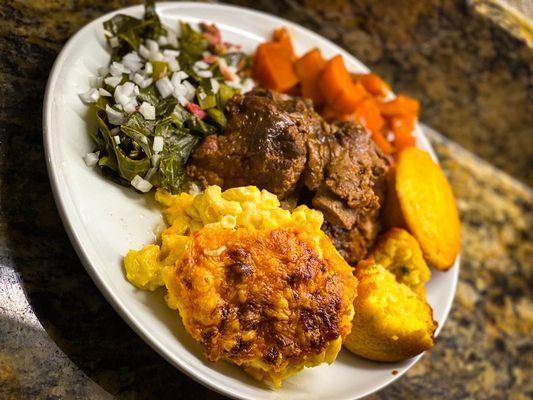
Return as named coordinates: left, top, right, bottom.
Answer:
left=103, top=0, right=165, bottom=60
left=85, top=0, right=252, bottom=194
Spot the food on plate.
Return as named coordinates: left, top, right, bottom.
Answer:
left=254, top=31, right=421, bottom=155
left=79, top=0, right=253, bottom=193
left=294, top=48, right=327, bottom=106
left=126, top=185, right=326, bottom=290
left=253, top=28, right=299, bottom=93
left=77, top=1, right=460, bottom=385
left=187, top=89, right=390, bottom=264
left=168, top=225, right=357, bottom=387
left=383, top=147, right=460, bottom=270
left=124, top=185, right=358, bottom=387
left=343, top=259, right=437, bottom=362
left=367, top=228, right=431, bottom=298
left=187, top=89, right=317, bottom=199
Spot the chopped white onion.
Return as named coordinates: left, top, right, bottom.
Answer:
left=98, top=88, right=112, bottom=97
left=152, top=135, right=164, bottom=153
left=172, top=82, right=188, bottom=99
left=197, top=70, right=213, bottom=78
left=97, top=66, right=109, bottom=77
left=139, top=77, right=153, bottom=89
left=194, top=60, right=210, bottom=70
left=89, top=76, right=102, bottom=88
left=241, top=78, right=255, bottom=94
left=163, top=49, right=180, bottom=58
left=150, top=51, right=164, bottom=62
left=175, top=71, right=188, bottom=80
left=131, top=175, right=153, bottom=193
left=210, top=78, right=220, bottom=94
left=83, top=151, right=100, bottom=167
left=166, top=29, right=178, bottom=48
left=198, top=92, right=207, bottom=100
left=139, top=102, right=156, bottom=120
left=110, top=62, right=130, bottom=77
left=104, top=76, right=122, bottom=88
left=151, top=153, right=160, bottom=166
left=113, top=135, right=121, bottom=145
left=188, top=182, right=202, bottom=195
left=171, top=72, right=182, bottom=87
left=122, top=51, right=143, bottom=72
left=79, top=88, right=100, bottom=104
left=157, top=35, right=169, bottom=46
left=168, top=59, right=180, bottom=72
left=197, top=70, right=212, bottom=80
left=226, top=79, right=242, bottom=89
left=106, top=105, right=125, bottom=125
left=110, top=127, right=120, bottom=135
left=114, top=82, right=137, bottom=106
left=177, top=95, right=189, bottom=107
left=146, top=39, right=159, bottom=53
left=155, top=76, right=173, bottom=98
left=109, top=37, right=120, bottom=48
left=133, top=73, right=145, bottom=86
left=182, top=80, right=196, bottom=101
left=138, top=44, right=150, bottom=59
left=123, top=100, right=138, bottom=114
left=144, top=166, right=157, bottom=182
left=145, top=62, right=153, bottom=75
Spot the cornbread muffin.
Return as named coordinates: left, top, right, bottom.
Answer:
left=344, top=260, right=436, bottom=362
left=163, top=224, right=357, bottom=387
left=368, top=228, right=431, bottom=298
left=384, top=147, right=460, bottom=270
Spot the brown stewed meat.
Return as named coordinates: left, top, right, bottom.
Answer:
left=311, top=122, right=389, bottom=262
left=187, top=89, right=390, bottom=264
left=188, top=90, right=326, bottom=199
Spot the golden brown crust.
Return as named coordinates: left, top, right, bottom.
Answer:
left=165, top=223, right=357, bottom=385
left=344, top=261, right=436, bottom=362
left=368, top=228, right=431, bottom=298
left=393, top=148, right=460, bottom=270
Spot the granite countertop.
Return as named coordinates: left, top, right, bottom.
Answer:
left=0, top=1, right=531, bottom=399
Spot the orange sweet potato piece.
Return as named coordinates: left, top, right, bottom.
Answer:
left=359, top=73, right=391, bottom=96
left=333, top=82, right=370, bottom=114
left=295, top=49, right=327, bottom=105
left=301, top=78, right=325, bottom=105
left=253, top=42, right=299, bottom=92
left=391, top=114, right=416, bottom=151
left=319, top=55, right=354, bottom=105
left=371, top=131, right=395, bottom=155
left=272, top=27, right=296, bottom=60
left=354, top=98, right=385, bottom=134
left=384, top=148, right=460, bottom=270
left=294, top=48, right=326, bottom=80
left=379, top=95, right=420, bottom=117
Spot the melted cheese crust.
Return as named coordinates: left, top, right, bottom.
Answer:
left=165, top=224, right=357, bottom=387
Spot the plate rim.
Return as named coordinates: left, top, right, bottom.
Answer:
left=42, top=2, right=460, bottom=399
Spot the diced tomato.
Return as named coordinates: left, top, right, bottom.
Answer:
left=186, top=103, right=207, bottom=120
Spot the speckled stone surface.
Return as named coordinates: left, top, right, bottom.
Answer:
left=0, top=1, right=532, bottom=399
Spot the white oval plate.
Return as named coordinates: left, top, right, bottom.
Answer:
left=43, top=2, right=459, bottom=399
